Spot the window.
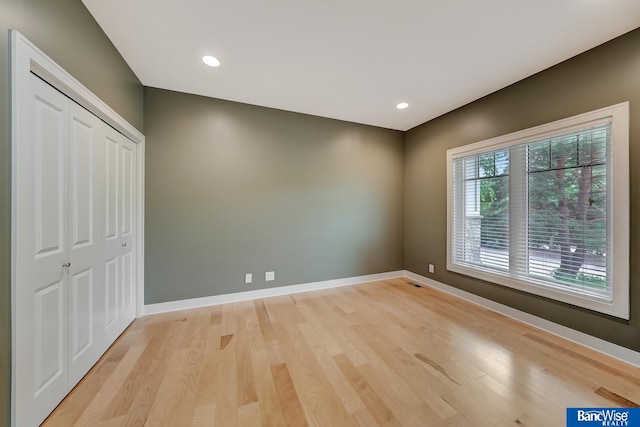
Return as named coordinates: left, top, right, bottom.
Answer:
left=447, top=103, right=629, bottom=319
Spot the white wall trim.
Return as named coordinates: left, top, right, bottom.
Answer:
left=404, top=270, right=640, bottom=368
left=143, top=271, right=405, bottom=315
left=135, top=138, right=145, bottom=318
left=12, top=31, right=144, bottom=144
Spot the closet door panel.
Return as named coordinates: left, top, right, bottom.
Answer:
left=68, top=103, right=103, bottom=385
left=16, top=74, right=70, bottom=427
left=100, top=126, right=140, bottom=346
left=120, top=138, right=136, bottom=325
left=33, top=87, right=66, bottom=260
left=104, top=135, right=119, bottom=241
left=33, top=280, right=65, bottom=395
left=30, top=77, right=69, bottom=408
left=104, top=256, right=119, bottom=329
left=102, top=131, right=122, bottom=349
left=70, top=269, right=93, bottom=356
left=70, top=113, right=93, bottom=248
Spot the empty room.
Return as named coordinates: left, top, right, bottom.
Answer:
left=2, top=0, right=640, bottom=426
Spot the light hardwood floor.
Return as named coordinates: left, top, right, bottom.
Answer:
left=42, top=278, right=640, bottom=426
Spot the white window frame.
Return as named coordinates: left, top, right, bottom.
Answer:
left=446, top=102, right=629, bottom=319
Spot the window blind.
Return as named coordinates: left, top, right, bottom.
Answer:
left=451, top=122, right=612, bottom=302
left=452, top=149, right=510, bottom=272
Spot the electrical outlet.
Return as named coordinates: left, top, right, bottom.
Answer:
left=428, top=264, right=435, bottom=274
left=245, top=273, right=253, bottom=284
left=265, top=271, right=275, bottom=281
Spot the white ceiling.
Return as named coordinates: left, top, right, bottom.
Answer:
left=82, top=0, right=640, bottom=131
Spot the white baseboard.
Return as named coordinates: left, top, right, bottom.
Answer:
left=404, top=270, right=640, bottom=368
left=143, top=270, right=405, bottom=316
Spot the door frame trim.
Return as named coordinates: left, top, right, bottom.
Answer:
left=10, top=30, right=145, bottom=427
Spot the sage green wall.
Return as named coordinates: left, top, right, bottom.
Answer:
left=0, top=0, right=143, bottom=423
left=405, top=28, right=640, bottom=352
left=144, top=87, right=404, bottom=304
left=2, top=2, right=638, bottom=423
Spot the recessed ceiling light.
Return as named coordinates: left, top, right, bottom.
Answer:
left=396, top=102, right=409, bottom=110
left=202, top=55, right=221, bottom=67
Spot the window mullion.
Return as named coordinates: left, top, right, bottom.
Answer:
left=453, top=159, right=465, bottom=263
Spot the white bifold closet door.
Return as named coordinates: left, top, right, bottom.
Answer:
left=101, top=121, right=137, bottom=349
left=67, top=101, right=104, bottom=386
left=15, top=74, right=137, bottom=427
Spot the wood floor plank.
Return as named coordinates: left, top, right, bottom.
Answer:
left=595, top=387, right=640, bottom=407
left=271, top=363, right=308, bottom=427
left=145, top=315, right=208, bottom=426
left=477, top=373, right=557, bottom=426
left=251, top=349, right=287, bottom=427
left=271, top=322, right=357, bottom=427
left=303, top=346, right=366, bottom=415
left=213, top=328, right=239, bottom=426
left=358, top=360, right=443, bottom=427
left=238, top=401, right=261, bottom=427
left=102, top=325, right=171, bottom=418
left=191, top=403, right=216, bottom=427
left=442, top=413, right=474, bottom=427
left=144, top=349, right=190, bottom=425
left=351, top=408, right=381, bottom=427
left=119, top=371, right=165, bottom=427
left=209, top=304, right=223, bottom=326
left=334, top=353, right=402, bottom=426
left=220, top=334, right=234, bottom=350
left=298, top=296, right=369, bottom=365
left=296, top=304, right=343, bottom=356
left=236, top=301, right=261, bottom=407
left=254, top=299, right=276, bottom=342
left=41, top=278, right=640, bottom=426
left=73, top=345, right=146, bottom=426
left=193, top=325, right=223, bottom=409
left=441, top=383, right=520, bottom=427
